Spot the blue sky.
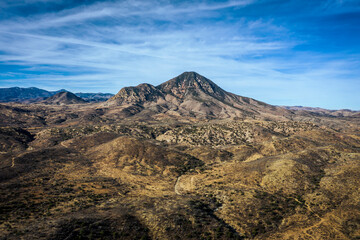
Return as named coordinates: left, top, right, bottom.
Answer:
left=0, top=0, right=359, bottom=110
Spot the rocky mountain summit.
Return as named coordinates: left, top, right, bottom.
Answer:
left=158, top=71, right=227, bottom=100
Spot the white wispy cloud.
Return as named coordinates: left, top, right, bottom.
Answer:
left=0, top=0, right=255, bottom=31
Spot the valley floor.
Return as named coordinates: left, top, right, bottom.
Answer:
left=0, top=103, right=360, bottom=239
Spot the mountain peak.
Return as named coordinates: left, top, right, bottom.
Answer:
left=43, top=91, right=87, bottom=105
left=164, top=71, right=210, bottom=85
left=178, top=71, right=203, bottom=78
left=157, top=71, right=227, bottom=100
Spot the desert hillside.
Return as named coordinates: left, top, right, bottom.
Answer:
left=0, top=72, right=359, bottom=240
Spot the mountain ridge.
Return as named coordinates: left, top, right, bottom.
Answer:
left=0, top=87, right=114, bottom=103
left=1, top=73, right=358, bottom=120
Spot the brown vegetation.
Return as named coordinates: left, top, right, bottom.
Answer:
left=0, top=72, right=359, bottom=239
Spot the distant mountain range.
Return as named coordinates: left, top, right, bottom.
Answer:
left=1, top=73, right=358, bottom=120
left=0, top=87, right=114, bottom=103
left=282, top=106, right=358, bottom=117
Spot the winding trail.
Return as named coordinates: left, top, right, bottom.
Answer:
left=301, top=218, right=327, bottom=238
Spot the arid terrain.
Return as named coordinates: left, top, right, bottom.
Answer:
left=1, top=72, right=359, bottom=240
